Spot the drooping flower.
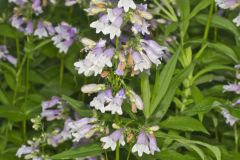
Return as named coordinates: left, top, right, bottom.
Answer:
left=68, top=117, right=98, bottom=142
left=52, top=22, right=77, bottom=53
left=100, top=129, right=125, bottom=150
left=128, top=90, right=144, bottom=112
left=16, top=139, right=41, bottom=160
left=47, top=119, right=72, bottom=147
left=74, top=39, right=114, bottom=76
left=221, top=108, right=239, bottom=126
left=118, top=0, right=136, bottom=12
left=233, top=13, right=240, bottom=26
left=81, top=84, right=106, bottom=94
left=105, top=89, right=125, bottom=115
left=147, top=134, right=160, bottom=155
left=0, top=45, right=17, bottom=66
left=140, top=39, right=168, bottom=66
left=25, top=20, right=34, bottom=35
left=223, top=83, right=240, bottom=94
left=32, top=0, right=43, bottom=15
left=34, top=20, right=55, bottom=39
left=65, top=0, right=78, bottom=6
left=10, top=15, right=25, bottom=31
left=215, top=0, right=238, bottom=9
left=41, top=96, right=65, bottom=121
left=131, top=51, right=151, bottom=72
left=132, top=131, right=150, bottom=157
left=9, top=0, right=27, bottom=6
left=90, top=89, right=113, bottom=113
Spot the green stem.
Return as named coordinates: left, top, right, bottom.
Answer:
left=116, top=142, right=120, bottom=160
left=234, top=124, right=239, bottom=152
left=25, top=55, right=30, bottom=101
left=59, top=56, right=64, bottom=91
left=15, top=38, right=21, bottom=67
left=104, top=150, right=109, bottom=160
left=126, top=148, right=131, bottom=160
left=23, top=119, right=26, bottom=142
left=195, top=0, right=214, bottom=60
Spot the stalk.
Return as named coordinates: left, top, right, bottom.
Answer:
left=234, top=124, right=239, bottom=152
left=116, top=142, right=120, bottom=160
left=59, top=55, right=64, bottom=91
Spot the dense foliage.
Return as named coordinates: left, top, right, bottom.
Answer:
left=1, top=0, right=240, bottom=159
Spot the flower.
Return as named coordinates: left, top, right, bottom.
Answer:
left=215, top=0, right=238, bottom=9
left=68, top=117, right=98, bottom=142
left=81, top=84, right=106, bottom=94
left=33, top=20, right=55, bottom=38
left=52, top=22, right=77, bottom=53
left=105, top=89, right=125, bottom=115
left=223, top=84, right=240, bottom=94
left=118, top=0, right=136, bottom=12
left=233, top=13, right=240, bottom=27
left=74, top=39, right=114, bottom=76
left=41, top=96, right=64, bottom=121
left=132, top=131, right=150, bottom=157
left=16, top=145, right=36, bottom=158
left=147, top=134, right=160, bottom=155
left=100, top=129, right=125, bottom=150
left=10, top=15, right=25, bottom=31
left=131, top=51, right=151, bottom=72
left=128, top=90, right=144, bottom=112
left=90, top=89, right=113, bottom=113
left=0, top=45, right=17, bottom=66
left=32, top=0, right=43, bottom=15
left=25, top=20, right=34, bottom=35
left=9, top=0, right=27, bottom=6
left=65, top=0, right=78, bottom=6
left=221, top=108, right=239, bottom=126
left=47, top=119, right=72, bottom=147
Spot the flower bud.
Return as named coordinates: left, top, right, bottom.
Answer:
left=81, top=84, right=105, bottom=94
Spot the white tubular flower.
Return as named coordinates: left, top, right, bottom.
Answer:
left=100, top=129, right=125, bottom=151
left=118, top=0, right=136, bottom=12
left=81, top=84, right=106, bottom=94
left=132, top=131, right=150, bottom=157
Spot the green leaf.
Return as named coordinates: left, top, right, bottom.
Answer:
left=0, top=24, right=24, bottom=38
left=51, top=143, right=102, bottom=159
left=150, top=51, right=180, bottom=116
left=189, top=0, right=211, bottom=19
left=61, top=95, right=92, bottom=116
left=207, top=43, right=239, bottom=63
left=154, top=64, right=194, bottom=119
left=0, top=106, right=26, bottom=122
left=195, top=14, right=240, bottom=39
left=141, top=73, right=151, bottom=118
left=160, top=116, right=209, bottom=134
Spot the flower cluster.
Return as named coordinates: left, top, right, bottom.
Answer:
left=221, top=65, right=240, bottom=126
left=215, top=0, right=240, bottom=26
left=0, top=45, right=17, bottom=66
left=71, top=0, right=167, bottom=157
left=9, top=1, right=77, bottom=53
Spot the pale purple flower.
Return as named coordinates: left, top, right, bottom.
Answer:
left=105, top=89, right=125, bottom=115
left=16, top=145, right=35, bottom=158
left=32, top=0, right=43, bottom=15
left=215, top=0, right=238, bottom=9
left=118, top=0, right=136, bottom=12
left=74, top=40, right=114, bottom=76
left=115, top=62, right=125, bottom=76
left=132, top=131, right=150, bottom=157
left=0, top=45, right=17, bottom=66
left=147, top=134, right=160, bottom=155
left=223, top=84, right=240, bottom=94
left=41, top=96, right=64, bottom=121
left=221, top=108, right=239, bottom=126
left=34, top=21, right=49, bottom=38
left=9, top=0, right=27, bottom=6
left=52, top=22, right=77, bottom=53
left=90, top=15, right=109, bottom=34
left=140, top=39, right=168, bottom=66
left=68, top=117, right=97, bottom=142
left=25, top=20, right=34, bottom=35
left=41, top=96, right=61, bottom=110
left=47, top=119, right=72, bottom=147
left=129, top=90, right=144, bottom=111
left=131, top=51, right=151, bottom=72
left=10, top=15, right=25, bottom=31
left=233, top=13, right=240, bottom=27
left=81, top=84, right=106, bottom=94
left=100, top=129, right=125, bottom=150
left=65, top=0, right=78, bottom=6
left=90, top=89, right=113, bottom=113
